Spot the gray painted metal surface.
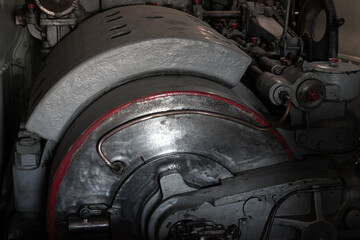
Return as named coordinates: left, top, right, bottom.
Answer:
left=3, top=1, right=360, bottom=239
left=142, top=162, right=341, bottom=240
left=50, top=76, right=289, bottom=239
left=311, top=61, right=360, bottom=101
left=255, top=61, right=360, bottom=111
left=26, top=5, right=251, bottom=142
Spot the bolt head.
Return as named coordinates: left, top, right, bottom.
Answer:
left=27, top=3, right=35, bottom=9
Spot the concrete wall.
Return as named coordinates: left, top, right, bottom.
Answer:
left=334, top=0, right=360, bottom=57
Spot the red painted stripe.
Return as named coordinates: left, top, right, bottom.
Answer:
left=47, top=91, right=292, bottom=239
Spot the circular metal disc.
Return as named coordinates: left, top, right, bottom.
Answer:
left=47, top=76, right=289, bottom=239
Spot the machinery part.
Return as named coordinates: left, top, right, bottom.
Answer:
left=26, top=5, right=251, bottom=142
left=47, top=76, right=291, bottom=240
left=76, top=204, right=121, bottom=222
left=97, top=99, right=291, bottom=172
left=311, top=61, right=360, bottom=102
left=68, top=215, right=110, bottom=233
left=78, top=204, right=109, bottom=219
left=255, top=60, right=360, bottom=111
left=258, top=56, right=286, bottom=75
left=255, top=71, right=291, bottom=106
left=168, top=221, right=240, bottom=239
left=2, top=1, right=360, bottom=240
left=280, top=0, right=291, bottom=43
left=12, top=129, right=46, bottom=213
left=276, top=0, right=304, bottom=58
left=265, top=0, right=297, bottom=37
left=262, top=185, right=344, bottom=240
left=281, top=36, right=304, bottom=58
left=25, top=5, right=44, bottom=40
left=139, top=158, right=342, bottom=240
left=243, top=197, right=267, bottom=219
left=14, top=137, right=41, bottom=169
left=101, top=0, right=191, bottom=10
left=344, top=208, right=360, bottom=230
left=24, top=2, right=85, bottom=57
left=296, top=0, right=340, bottom=61
left=35, top=0, right=79, bottom=17
left=296, top=79, right=326, bottom=109
left=245, top=1, right=286, bottom=42
left=203, top=10, right=242, bottom=19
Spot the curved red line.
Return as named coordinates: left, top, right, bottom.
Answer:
left=47, top=91, right=292, bottom=239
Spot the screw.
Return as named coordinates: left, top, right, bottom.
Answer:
left=79, top=208, right=91, bottom=218
left=240, top=219, right=248, bottom=226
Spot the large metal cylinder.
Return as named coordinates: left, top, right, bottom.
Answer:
left=26, top=5, right=251, bottom=142
left=23, top=6, right=293, bottom=240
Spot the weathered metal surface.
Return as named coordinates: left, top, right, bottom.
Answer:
left=141, top=161, right=341, bottom=240
left=48, top=76, right=288, bottom=239
left=311, top=61, right=360, bottom=101
left=26, top=5, right=251, bottom=142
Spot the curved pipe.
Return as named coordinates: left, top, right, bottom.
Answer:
left=97, top=97, right=292, bottom=172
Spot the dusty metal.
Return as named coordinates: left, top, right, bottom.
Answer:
left=311, top=61, right=360, bottom=101
left=49, top=76, right=290, bottom=239
left=26, top=5, right=251, bottom=142
left=4, top=1, right=360, bottom=240
left=296, top=79, right=326, bottom=108
left=139, top=159, right=343, bottom=239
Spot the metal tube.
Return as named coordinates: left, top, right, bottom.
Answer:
left=248, top=64, right=264, bottom=79
left=97, top=100, right=292, bottom=172
left=203, top=10, right=241, bottom=19
left=258, top=56, right=284, bottom=75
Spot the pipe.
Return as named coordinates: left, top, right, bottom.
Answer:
left=97, top=100, right=292, bottom=172
left=203, top=10, right=241, bottom=19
